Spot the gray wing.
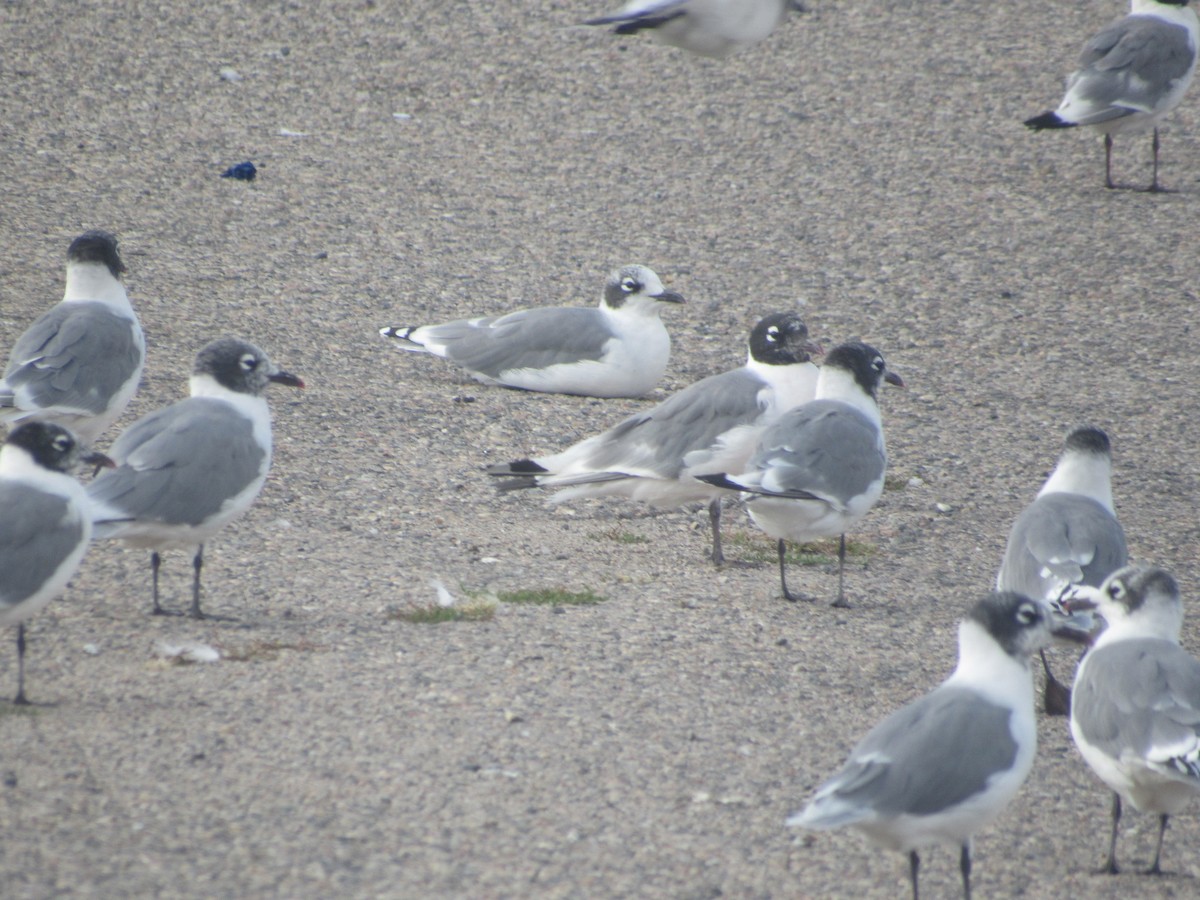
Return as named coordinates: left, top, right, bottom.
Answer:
left=421, top=307, right=614, bottom=377
left=2, top=302, right=142, bottom=414
left=746, top=401, right=884, bottom=504
left=807, top=687, right=1018, bottom=824
left=571, top=368, right=769, bottom=478
left=997, top=494, right=1127, bottom=598
left=1070, top=16, right=1196, bottom=121
left=0, top=484, right=83, bottom=607
left=88, top=398, right=266, bottom=527
left=1075, top=639, right=1200, bottom=778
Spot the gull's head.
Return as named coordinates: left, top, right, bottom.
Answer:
left=67, top=229, right=125, bottom=279
left=192, top=338, right=305, bottom=397
left=602, top=264, right=685, bottom=314
left=747, top=311, right=823, bottom=366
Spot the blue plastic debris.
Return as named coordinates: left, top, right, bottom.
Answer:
left=221, top=161, right=257, bottom=181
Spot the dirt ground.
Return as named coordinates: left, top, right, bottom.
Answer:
left=3, top=0, right=1200, bottom=896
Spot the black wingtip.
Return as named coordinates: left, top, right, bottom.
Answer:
left=486, top=459, right=549, bottom=477
left=695, top=473, right=742, bottom=491
left=1024, top=111, right=1072, bottom=131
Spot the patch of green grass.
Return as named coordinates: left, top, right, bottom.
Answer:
left=497, top=587, right=605, bottom=606
left=388, top=602, right=496, bottom=624
left=725, top=530, right=875, bottom=566
left=223, top=639, right=320, bottom=662
left=0, top=703, right=39, bottom=718
left=589, top=527, right=650, bottom=545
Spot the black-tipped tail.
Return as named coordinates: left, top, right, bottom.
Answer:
left=487, top=459, right=549, bottom=477
left=486, top=460, right=545, bottom=492
left=584, top=11, right=684, bottom=34
left=380, top=325, right=418, bottom=341
left=1024, top=111, right=1073, bottom=131
left=695, top=473, right=744, bottom=491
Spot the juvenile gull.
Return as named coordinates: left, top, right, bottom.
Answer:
left=380, top=265, right=683, bottom=398
left=87, top=339, right=303, bottom=619
left=790, top=592, right=1085, bottom=900
left=0, top=422, right=111, bottom=704
left=1065, top=565, right=1200, bottom=875
left=584, top=0, right=793, bottom=58
left=487, top=312, right=821, bottom=564
left=1024, top=0, right=1200, bottom=190
left=697, top=341, right=902, bottom=606
left=1, top=231, right=145, bottom=443
left=996, top=426, right=1127, bottom=715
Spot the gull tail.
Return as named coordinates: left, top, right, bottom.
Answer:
left=487, top=459, right=548, bottom=492
left=379, top=325, right=425, bottom=349
left=1024, top=111, right=1074, bottom=131
left=694, top=473, right=745, bottom=491
left=583, top=11, right=685, bottom=34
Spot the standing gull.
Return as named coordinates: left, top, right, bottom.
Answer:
left=487, top=312, right=821, bottom=565
left=1065, top=565, right=1200, bottom=875
left=697, top=342, right=902, bottom=606
left=1, top=230, right=145, bottom=443
left=1, top=422, right=111, bottom=704
left=1024, top=0, right=1200, bottom=191
left=584, top=0, right=794, bottom=58
left=379, top=265, right=683, bottom=398
left=87, top=339, right=303, bottom=619
left=789, top=592, right=1085, bottom=900
left=996, top=426, right=1127, bottom=715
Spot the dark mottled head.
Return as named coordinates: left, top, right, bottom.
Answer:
left=193, top=338, right=305, bottom=395
left=67, top=230, right=126, bottom=278
left=601, top=264, right=685, bottom=310
left=967, top=591, right=1053, bottom=659
left=1063, top=425, right=1111, bottom=458
left=1083, top=565, right=1180, bottom=625
left=5, top=422, right=85, bottom=473
left=747, top=312, right=823, bottom=366
left=823, top=341, right=904, bottom=397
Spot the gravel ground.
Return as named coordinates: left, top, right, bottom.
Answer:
left=3, top=0, right=1200, bottom=897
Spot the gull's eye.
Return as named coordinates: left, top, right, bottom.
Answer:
left=873, top=356, right=885, bottom=372
left=765, top=326, right=780, bottom=343
left=621, top=277, right=640, bottom=293
left=52, top=435, right=71, bottom=453
left=1108, top=581, right=1126, bottom=600
left=1016, top=602, right=1040, bottom=625
left=240, top=353, right=259, bottom=371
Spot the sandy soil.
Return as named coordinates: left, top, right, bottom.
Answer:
left=3, top=0, right=1200, bottom=896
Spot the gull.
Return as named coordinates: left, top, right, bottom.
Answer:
left=1, top=230, right=145, bottom=443
left=1065, top=565, right=1200, bottom=875
left=696, top=341, right=902, bottom=606
left=584, top=0, right=794, bottom=58
left=87, top=339, right=303, bottom=619
left=1, top=422, right=111, bottom=704
left=996, top=426, right=1127, bottom=715
left=789, top=591, right=1086, bottom=900
left=379, top=264, right=683, bottom=398
left=1024, top=0, right=1200, bottom=191
left=487, top=312, right=821, bottom=564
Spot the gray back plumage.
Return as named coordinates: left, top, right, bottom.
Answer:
left=749, top=401, right=884, bottom=502
left=88, top=397, right=266, bottom=527
left=0, top=483, right=83, bottom=607
left=577, top=367, right=770, bottom=477
left=997, top=493, right=1127, bottom=598
left=3, top=302, right=141, bottom=415
left=820, top=686, right=1018, bottom=820
left=1073, top=16, right=1196, bottom=119
left=424, top=307, right=614, bottom=376
left=1074, top=638, right=1200, bottom=765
